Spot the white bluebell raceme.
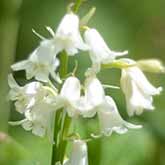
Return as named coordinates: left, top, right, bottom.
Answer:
left=7, top=4, right=164, bottom=165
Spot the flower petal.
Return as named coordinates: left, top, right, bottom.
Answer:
left=126, top=66, right=162, bottom=95
left=11, top=60, right=29, bottom=71
left=60, top=76, right=81, bottom=102
left=55, top=13, right=87, bottom=55
left=8, top=74, right=20, bottom=89
left=85, top=77, right=105, bottom=107
left=98, top=96, right=141, bottom=136
left=84, top=28, right=127, bottom=65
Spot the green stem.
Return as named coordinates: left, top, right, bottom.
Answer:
left=73, top=0, right=84, bottom=13
left=59, top=51, right=68, bottom=78
left=58, top=114, right=71, bottom=163
left=51, top=51, right=70, bottom=165
left=51, top=110, right=63, bottom=165
left=57, top=51, right=72, bottom=164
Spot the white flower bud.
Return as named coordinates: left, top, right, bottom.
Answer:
left=70, top=140, right=88, bottom=165
left=137, top=59, right=165, bottom=73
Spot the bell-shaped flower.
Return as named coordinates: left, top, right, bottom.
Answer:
left=60, top=76, right=81, bottom=102
left=84, top=76, right=105, bottom=106
left=11, top=40, right=61, bottom=83
left=69, top=140, right=88, bottom=165
left=8, top=74, right=46, bottom=113
left=10, top=102, right=55, bottom=137
left=54, top=13, right=88, bottom=56
left=120, top=59, right=163, bottom=116
left=98, top=96, right=142, bottom=136
left=55, top=76, right=81, bottom=117
left=84, top=28, right=128, bottom=70
left=8, top=74, right=57, bottom=112
left=8, top=75, right=56, bottom=137
left=55, top=76, right=105, bottom=118
left=75, top=76, right=105, bottom=118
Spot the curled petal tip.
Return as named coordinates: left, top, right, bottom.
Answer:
left=157, top=87, right=163, bottom=94
left=125, top=122, right=143, bottom=129
left=123, top=50, right=128, bottom=55
left=90, top=133, right=103, bottom=139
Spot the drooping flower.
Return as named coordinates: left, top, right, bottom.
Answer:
left=84, top=28, right=128, bottom=71
left=9, top=102, right=55, bottom=137
left=11, top=40, right=61, bottom=83
left=69, top=140, right=88, bottom=165
left=98, top=96, right=142, bottom=136
left=55, top=76, right=81, bottom=117
left=8, top=75, right=57, bottom=137
left=8, top=74, right=47, bottom=113
left=75, top=76, right=105, bottom=117
left=69, top=75, right=141, bottom=135
left=71, top=75, right=141, bottom=135
left=53, top=13, right=88, bottom=56
left=120, top=58, right=163, bottom=116
left=84, top=76, right=105, bottom=107
left=55, top=76, right=105, bottom=118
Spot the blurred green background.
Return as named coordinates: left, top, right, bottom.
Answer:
left=0, top=0, right=165, bottom=164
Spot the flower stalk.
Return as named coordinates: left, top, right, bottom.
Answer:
left=73, top=0, right=85, bottom=13
left=51, top=51, right=69, bottom=165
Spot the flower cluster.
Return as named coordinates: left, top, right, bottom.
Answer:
left=9, top=7, right=163, bottom=165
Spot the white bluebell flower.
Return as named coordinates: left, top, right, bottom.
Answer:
left=8, top=74, right=46, bottom=113
left=98, top=96, right=142, bottom=136
left=55, top=76, right=81, bottom=117
left=54, top=13, right=88, bottom=56
left=120, top=58, right=163, bottom=116
left=75, top=76, right=105, bottom=118
left=8, top=74, right=57, bottom=137
left=9, top=102, right=55, bottom=137
left=11, top=40, right=61, bottom=83
left=84, top=28, right=128, bottom=71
